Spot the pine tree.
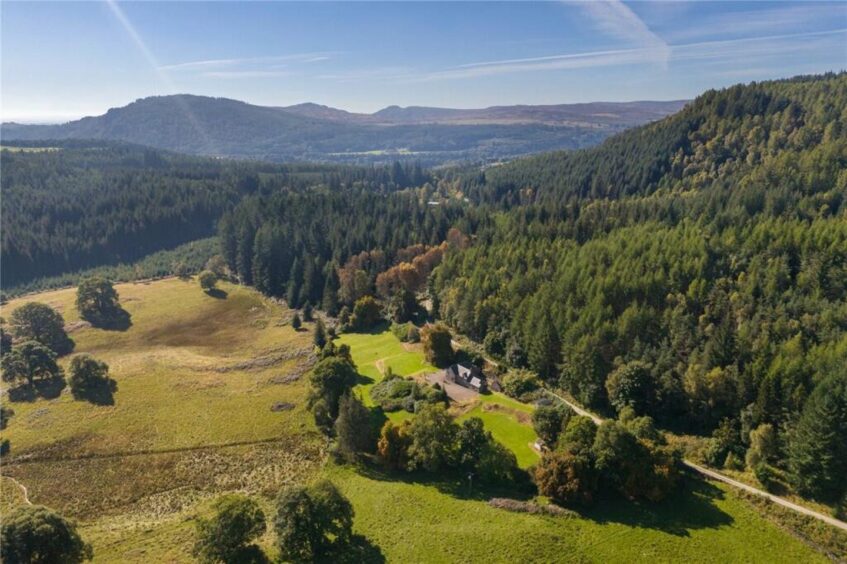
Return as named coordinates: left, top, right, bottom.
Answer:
left=251, top=225, right=272, bottom=295
left=334, top=393, right=373, bottom=462
left=788, top=374, right=847, bottom=501
left=314, top=319, right=327, bottom=349
left=528, top=313, right=561, bottom=382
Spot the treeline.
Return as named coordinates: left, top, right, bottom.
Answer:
left=1, top=140, right=431, bottom=288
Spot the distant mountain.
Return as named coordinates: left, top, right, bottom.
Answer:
left=2, top=95, right=686, bottom=165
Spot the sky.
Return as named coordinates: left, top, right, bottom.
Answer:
left=2, top=1, right=846, bottom=122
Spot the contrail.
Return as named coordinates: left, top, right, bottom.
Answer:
left=104, top=0, right=218, bottom=155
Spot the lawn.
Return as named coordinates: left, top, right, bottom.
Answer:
left=459, top=393, right=539, bottom=469
left=336, top=328, right=436, bottom=408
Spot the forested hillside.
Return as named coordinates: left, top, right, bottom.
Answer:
left=222, top=73, right=847, bottom=505
left=0, top=141, right=428, bottom=288
left=433, top=73, right=847, bottom=503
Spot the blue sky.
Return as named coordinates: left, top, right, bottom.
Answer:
left=2, top=1, right=846, bottom=122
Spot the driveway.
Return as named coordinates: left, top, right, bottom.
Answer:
left=424, top=371, right=479, bottom=402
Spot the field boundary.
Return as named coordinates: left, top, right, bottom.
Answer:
left=1, top=435, right=314, bottom=466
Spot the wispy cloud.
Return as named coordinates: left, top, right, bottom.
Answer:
left=663, top=4, right=845, bottom=43
left=201, top=70, right=291, bottom=79
left=575, top=0, right=670, bottom=65
left=159, top=53, right=333, bottom=72
left=408, top=27, right=846, bottom=83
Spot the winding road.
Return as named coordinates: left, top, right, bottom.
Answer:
left=544, top=389, right=847, bottom=533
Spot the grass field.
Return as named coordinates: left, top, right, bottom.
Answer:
left=327, top=465, right=826, bottom=563
left=1, top=278, right=324, bottom=561
left=0, top=282, right=833, bottom=562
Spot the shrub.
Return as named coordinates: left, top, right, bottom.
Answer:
left=501, top=369, right=540, bottom=400
left=198, top=270, right=218, bottom=292
left=370, top=375, right=446, bottom=413
left=754, top=463, right=779, bottom=492
left=390, top=321, right=420, bottom=343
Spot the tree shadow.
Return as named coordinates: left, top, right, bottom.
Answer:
left=205, top=288, right=228, bottom=300
left=354, top=461, right=535, bottom=503
left=229, top=545, right=269, bottom=564
left=318, top=534, right=386, bottom=564
left=575, top=477, right=734, bottom=536
left=356, top=373, right=375, bottom=386
left=7, top=375, right=67, bottom=402
left=86, top=307, right=133, bottom=332
left=72, top=378, right=118, bottom=406
left=54, top=335, right=76, bottom=356
left=353, top=321, right=391, bottom=336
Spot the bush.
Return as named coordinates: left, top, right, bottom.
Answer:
left=501, top=369, right=540, bottom=400
left=370, top=374, right=446, bottom=413
left=754, top=463, right=779, bottom=492
left=198, top=270, right=218, bottom=292
left=390, top=321, right=420, bottom=343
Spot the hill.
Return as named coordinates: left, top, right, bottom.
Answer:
left=1, top=95, right=684, bottom=165
left=0, top=278, right=828, bottom=562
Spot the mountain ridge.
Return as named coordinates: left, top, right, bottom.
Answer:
left=1, top=94, right=686, bottom=165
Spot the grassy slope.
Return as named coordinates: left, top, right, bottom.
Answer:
left=0, top=287, right=830, bottom=562
left=328, top=465, right=825, bottom=563
left=1, top=278, right=323, bottom=561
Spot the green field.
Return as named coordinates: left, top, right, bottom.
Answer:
left=0, top=280, right=831, bottom=562
left=1, top=278, right=323, bottom=561
left=327, top=465, right=825, bottom=563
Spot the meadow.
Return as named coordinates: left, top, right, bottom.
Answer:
left=1, top=278, right=323, bottom=561
left=0, top=279, right=831, bottom=562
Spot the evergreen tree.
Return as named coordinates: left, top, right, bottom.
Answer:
left=334, top=393, right=374, bottom=462
left=788, top=374, right=847, bottom=502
